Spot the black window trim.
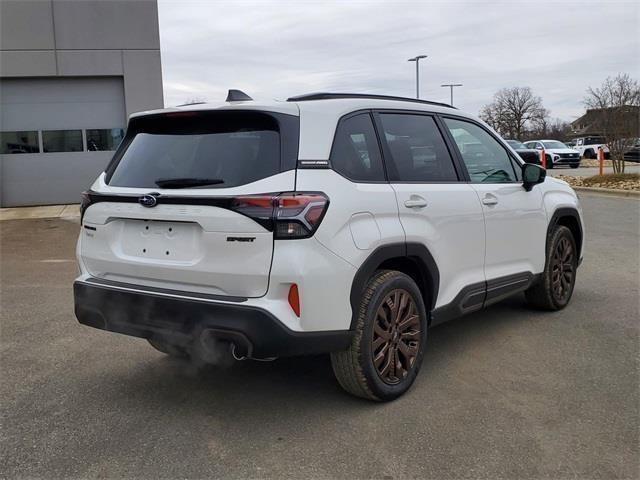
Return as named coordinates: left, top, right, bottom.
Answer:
left=327, top=109, right=389, bottom=184
left=371, top=108, right=466, bottom=184
left=438, top=113, right=525, bottom=185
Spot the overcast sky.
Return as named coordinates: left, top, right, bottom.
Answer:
left=157, top=0, right=639, bottom=121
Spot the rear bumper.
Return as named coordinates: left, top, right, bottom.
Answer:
left=73, top=279, right=352, bottom=358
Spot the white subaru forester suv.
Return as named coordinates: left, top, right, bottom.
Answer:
left=74, top=91, right=584, bottom=401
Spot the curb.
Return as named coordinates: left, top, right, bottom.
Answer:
left=572, top=186, right=640, bottom=198
left=0, top=204, right=80, bottom=221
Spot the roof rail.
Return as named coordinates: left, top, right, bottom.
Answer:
left=286, top=92, right=455, bottom=109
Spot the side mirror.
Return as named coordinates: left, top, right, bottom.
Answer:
left=522, top=163, right=546, bottom=191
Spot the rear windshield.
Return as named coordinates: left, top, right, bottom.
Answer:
left=105, top=111, right=297, bottom=188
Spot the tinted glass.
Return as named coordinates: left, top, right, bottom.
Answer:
left=330, top=113, right=385, bottom=181
left=380, top=114, right=457, bottom=182
left=444, top=118, right=517, bottom=183
left=42, top=130, right=83, bottom=152
left=0, top=131, right=39, bottom=154
left=108, top=112, right=281, bottom=189
left=87, top=128, right=125, bottom=151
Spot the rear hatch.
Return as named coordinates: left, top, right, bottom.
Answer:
left=80, top=109, right=299, bottom=298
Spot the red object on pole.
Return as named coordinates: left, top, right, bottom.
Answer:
left=598, top=147, right=604, bottom=176
left=540, top=148, right=546, bottom=169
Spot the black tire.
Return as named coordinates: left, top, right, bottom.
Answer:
left=147, top=338, right=190, bottom=358
left=546, top=154, right=554, bottom=169
left=330, top=270, right=428, bottom=401
left=584, top=149, right=594, bottom=159
left=525, top=225, right=578, bottom=311
left=570, top=163, right=580, bottom=169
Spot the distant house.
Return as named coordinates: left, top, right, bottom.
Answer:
left=570, top=106, right=640, bottom=138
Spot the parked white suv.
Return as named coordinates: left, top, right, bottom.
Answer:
left=572, top=136, right=610, bottom=159
left=74, top=92, right=585, bottom=401
left=523, top=140, right=582, bottom=168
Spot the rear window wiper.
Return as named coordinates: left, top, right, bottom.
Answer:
left=155, top=178, right=225, bottom=189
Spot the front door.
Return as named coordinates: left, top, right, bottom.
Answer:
left=442, top=117, right=547, bottom=292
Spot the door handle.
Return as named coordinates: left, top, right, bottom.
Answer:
left=404, top=197, right=428, bottom=209
left=482, top=194, right=498, bottom=206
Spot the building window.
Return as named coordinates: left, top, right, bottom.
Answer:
left=87, top=128, right=125, bottom=151
left=42, top=130, right=83, bottom=153
left=0, top=131, right=40, bottom=154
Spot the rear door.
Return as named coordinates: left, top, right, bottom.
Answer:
left=374, top=112, right=486, bottom=311
left=442, top=117, right=547, bottom=285
left=80, top=109, right=298, bottom=298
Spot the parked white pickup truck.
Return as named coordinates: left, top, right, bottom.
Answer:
left=573, top=136, right=610, bottom=159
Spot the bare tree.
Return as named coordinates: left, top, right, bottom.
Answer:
left=525, top=118, right=572, bottom=142
left=480, top=87, right=548, bottom=139
left=584, top=73, right=640, bottom=173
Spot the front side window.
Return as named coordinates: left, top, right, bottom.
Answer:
left=87, top=128, right=125, bottom=151
left=444, top=118, right=517, bottom=183
left=42, top=130, right=83, bottom=153
left=330, top=113, right=385, bottom=182
left=380, top=114, right=458, bottom=182
left=0, top=131, right=39, bottom=154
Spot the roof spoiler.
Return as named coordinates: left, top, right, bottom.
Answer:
left=226, top=89, right=253, bottom=102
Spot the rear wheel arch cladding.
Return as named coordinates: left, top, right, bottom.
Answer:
left=349, top=243, right=439, bottom=329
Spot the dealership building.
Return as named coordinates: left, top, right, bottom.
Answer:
left=0, top=0, right=164, bottom=207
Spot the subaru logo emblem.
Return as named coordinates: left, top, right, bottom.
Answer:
left=139, top=194, right=158, bottom=208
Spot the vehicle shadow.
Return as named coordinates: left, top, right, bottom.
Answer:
left=102, top=293, right=549, bottom=416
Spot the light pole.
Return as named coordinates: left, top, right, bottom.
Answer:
left=441, top=83, right=463, bottom=106
left=408, top=55, right=427, bottom=99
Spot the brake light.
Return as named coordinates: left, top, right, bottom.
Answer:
left=230, top=192, right=329, bottom=239
left=275, top=193, right=329, bottom=239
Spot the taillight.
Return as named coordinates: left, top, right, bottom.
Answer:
left=230, top=195, right=275, bottom=230
left=275, top=193, right=329, bottom=239
left=230, top=192, right=329, bottom=239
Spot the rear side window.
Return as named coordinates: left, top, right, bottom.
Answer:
left=330, top=113, right=385, bottom=182
left=444, top=118, right=518, bottom=183
left=379, top=114, right=458, bottom=182
left=106, top=111, right=292, bottom=189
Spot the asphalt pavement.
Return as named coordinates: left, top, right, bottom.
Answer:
left=1, top=193, right=638, bottom=479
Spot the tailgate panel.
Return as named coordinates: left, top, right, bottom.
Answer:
left=81, top=204, right=274, bottom=298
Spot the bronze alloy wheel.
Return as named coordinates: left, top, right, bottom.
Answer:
left=551, top=236, right=575, bottom=302
left=372, top=289, right=421, bottom=385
